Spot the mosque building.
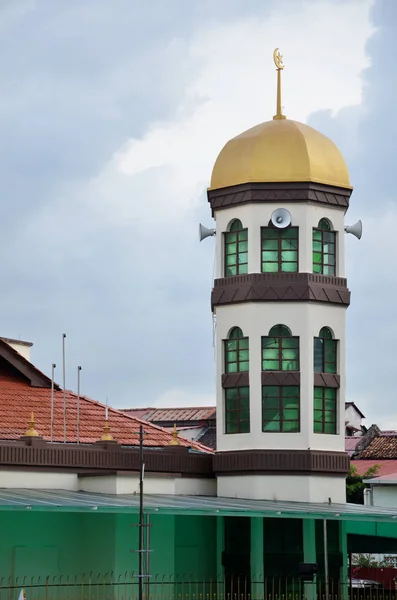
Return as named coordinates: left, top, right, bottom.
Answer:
left=1, top=50, right=396, bottom=600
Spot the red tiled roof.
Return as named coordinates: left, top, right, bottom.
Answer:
left=0, top=371, right=212, bottom=452
left=345, top=436, right=361, bottom=456
left=123, top=407, right=216, bottom=422
left=350, top=460, right=397, bottom=477
left=357, top=435, right=397, bottom=459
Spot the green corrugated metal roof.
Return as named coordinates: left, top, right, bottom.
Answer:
left=0, top=489, right=396, bottom=522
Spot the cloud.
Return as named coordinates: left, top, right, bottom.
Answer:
left=0, top=0, right=382, bottom=422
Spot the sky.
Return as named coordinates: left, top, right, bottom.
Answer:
left=0, top=0, right=394, bottom=428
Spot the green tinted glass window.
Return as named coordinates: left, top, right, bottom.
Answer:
left=224, top=220, right=248, bottom=277
left=225, top=327, right=249, bottom=373
left=312, top=219, right=336, bottom=275
left=262, top=325, right=299, bottom=371
left=261, top=227, right=298, bottom=273
left=313, top=387, right=337, bottom=434
left=225, top=386, right=250, bottom=434
left=262, top=386, right=300, bottom=433
left=314, top=327, right=337, bottom=373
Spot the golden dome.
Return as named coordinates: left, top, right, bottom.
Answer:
left=209, top=119, right=351, bottom=191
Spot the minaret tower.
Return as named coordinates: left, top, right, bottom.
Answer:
left=207, top=50, right=360, bottom=503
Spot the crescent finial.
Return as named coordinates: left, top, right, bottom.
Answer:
left=273, top=48, right=284, bottom=70
left=273, top=48, right=286, bottom=120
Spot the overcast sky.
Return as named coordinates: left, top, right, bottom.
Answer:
left=0, top=0, right=394, bottom=428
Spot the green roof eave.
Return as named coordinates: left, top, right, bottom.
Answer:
left=0, top=489, right=396, bottom=523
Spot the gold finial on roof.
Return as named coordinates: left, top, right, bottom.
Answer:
left=273, top=48, right=286, bottom=121
left=168, top=423, right=180, bottom=446
left=25, top=412, right=39, bottom=437
left=100, top=419, right=114, bottom=442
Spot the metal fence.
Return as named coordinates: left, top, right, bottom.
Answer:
left=0, top=574, right=395, bottom=600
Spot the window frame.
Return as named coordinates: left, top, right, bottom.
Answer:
left=312, top=218, right=336, bottom=276
left=225, top=386, right=250, bottom=434
left=262, top=324, right=300, bottom=372
left=313, top=387, right=337, bottom=434
left=224, top=219, right=248, bottom=277
left=260, top=226, right=299, bottom=273
left=262, top=385, right=300, bottom=433
left=224, top=327, right=249, bottom=374
left=314, top=327, right=337, bottom=374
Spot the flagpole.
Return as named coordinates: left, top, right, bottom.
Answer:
left=62, top=333, right=66, bottom=442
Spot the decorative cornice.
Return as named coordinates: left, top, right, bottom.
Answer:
left=213, top=449, right=349, bottom=476
left=207, top=181, right=351, bottom=216
left=314, top=373, right=340, bottom=388
left=261, top=372, right=300, bottom=385
left=212, top=273, right=350, bottom=309
left=0, top=440, right=212, bottom=475
left=222, top=373, right=249, bottom=388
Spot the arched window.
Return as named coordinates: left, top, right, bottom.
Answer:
left=224, top=219, right=248, bottom=277
left=224, top=327, right=249, bottom=373
left=261, top=226, right=298, bottom=273
left=262, top=324, right=299, bottom=371
left=314, top=327, right=337, bottom=373
left=313, top=218, right=336, bottom=275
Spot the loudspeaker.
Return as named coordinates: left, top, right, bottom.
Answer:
left=345, top=220, right=362, bottom=240
left=271, top=208, right=292, bottom=229
left=199, top=223, right=216, bottom=242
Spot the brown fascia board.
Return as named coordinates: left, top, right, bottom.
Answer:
left=0, top=439, right=349, bottom=478
left=0, top=339, right=59, bottom=389
left=0, top=439, right=213, bottom=476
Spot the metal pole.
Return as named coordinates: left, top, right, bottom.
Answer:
left=323, top=519, right=329, bottom=600
left=62, top=333, right=66, bottom=442
left=146, top=514, right=151, bottom=600
left=50, top=363, right=56, bottom=442
left=139, top=425, right=144, bottom=600
left=77, top=366, right=82, bottom=443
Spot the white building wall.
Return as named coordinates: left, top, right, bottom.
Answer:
left=371, top=486, right=397, bottom=509
left=214, top=202, right=346, bottom=279
left=0, top=470, right=79, bottom=490
left=345, top=405, right=363, bottom=432
left=215, top=302, right=346, bottom=453
left=217, top=474, right=346, bottom=503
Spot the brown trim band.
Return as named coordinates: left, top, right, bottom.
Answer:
left=207, top=182, right=352, bottom=215
left=261, top=372, right=300, bottom=385
left=222, top=373, right=249, bottom=387
left=0, top=441, right=213, bottom=475
left=213, top=449, right=349, bottom=476
left=314, top=373, right=340, bottom=388
left=212, top=273, right=350, bottom=309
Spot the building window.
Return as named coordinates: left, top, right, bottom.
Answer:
left=314, top=387, right=337, bottom=434
left=224, top=327, right=249, bottom=373
left=261, top=226, right=298, bottom=273
left=224, top=219, right=248, bottom=277
left=313, top=218, right=336, bottom=275
left=262, top=325, right=299, bottom=371
left=314, top=327, right=337, bottom=373
left=225, top=387, right=250, bottom=434
left=262, top=386, right=300, bottom=433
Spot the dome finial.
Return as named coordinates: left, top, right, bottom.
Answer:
left=273, top=48, right=286, bottom=121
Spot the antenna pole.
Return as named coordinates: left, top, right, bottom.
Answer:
left=77, top=366, right=82, bottom=443
left=139, top=424, right=144, bottom=600
left=50, top=363, right=56, bottom=442
left=62, top=334, right=67, bottom=442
